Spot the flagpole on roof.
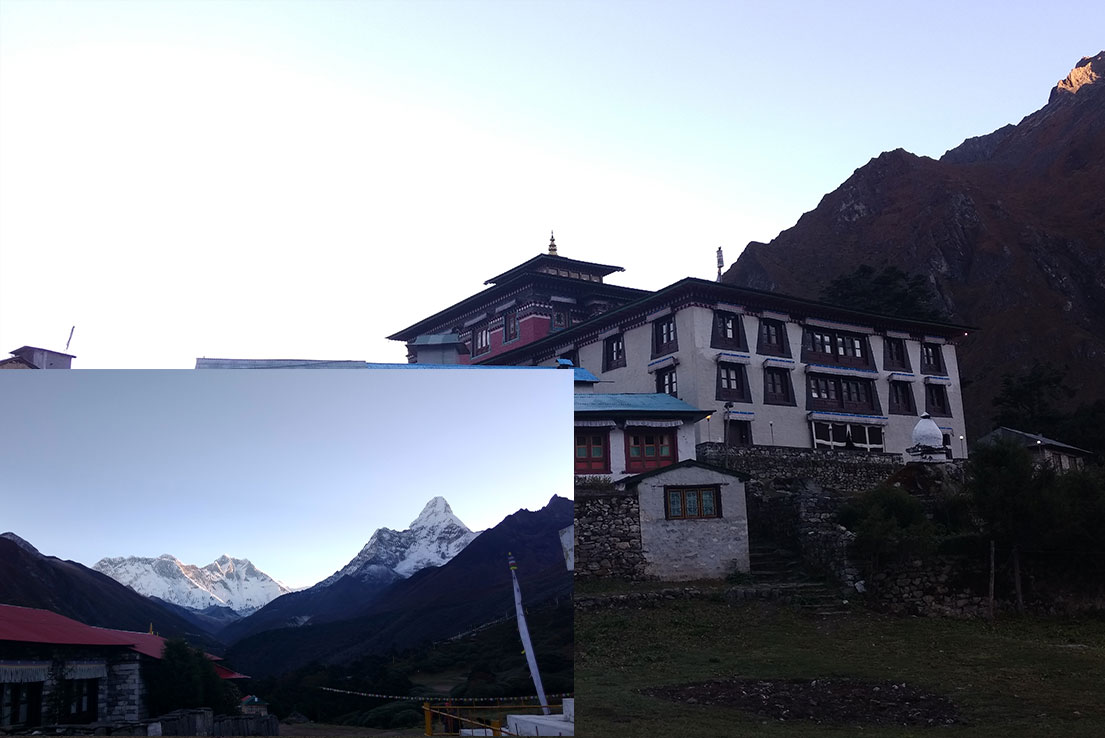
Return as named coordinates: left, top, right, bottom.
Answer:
left=508, top=552, right=550, bottom=715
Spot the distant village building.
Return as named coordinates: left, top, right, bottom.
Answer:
left=0, top=346, right=75, bottom=370
left=976, top=427, right=1092, bottom=471
left=0, top=604, right=245, bottom=731
left=239, top=695, right=269, bottom=716
left=390, top=239, right=972, bottom=459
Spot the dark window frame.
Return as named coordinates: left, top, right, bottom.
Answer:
left=806, top=373, right=879, bottom=414
left=920, top=343, right=945, bottom=375
left=925, top=383, right=952, bottom=417
left=757, top=318, right=790, bottom=357
left=888, top=380, right=916, bottom=415
left=801, top=327, right=873, bottom=369
left=763, top=366, right=796, bottom=406
left=664, top=485, right=723, bottom=520
left=472, top=324, right=491, bottom=356
left=883, top=336, right=910, bottom=371
left=62, top=678, right=99, bottom=724
left=710, top=311, right=746, bottom=350
left=652, top=315, right=678, bottom=357
left=603, top=334, right=626, bottom=372
left=1, top=681, right=44, bottom=728
left=502, top=311, right=518, bottom=343
left=716, top=362, right=751, bottom=402
left=656, top=366, right=678, bottom=396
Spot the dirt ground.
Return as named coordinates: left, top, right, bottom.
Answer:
left=642, top=677, right=960, bottom=727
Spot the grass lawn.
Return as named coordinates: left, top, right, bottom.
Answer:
left=577, top=598, right=1105, bottom=737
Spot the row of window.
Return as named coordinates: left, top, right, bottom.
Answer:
left=575, top=430, right=676, bottom=474
left=470, top=312, right=519, bottom=356
left=0, top=678, right=97, bottom=727
left=578, top=410, right=962, bottom=477
left=694, top=362, right=953, bottom=416
left=600, top=311, right=948, bottom=375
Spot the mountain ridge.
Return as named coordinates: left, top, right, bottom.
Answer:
left=94, top=553, right=292, bottom=615
left=218, top=495, right=481, bottom=643
left=725, top=51, right=1105, bottom=440
left=224, top=495, right=572, bottom=677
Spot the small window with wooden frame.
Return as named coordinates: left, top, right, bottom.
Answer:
left=656, top=367, right=678, bottom=397
left=1, top=681, right=44, bottom=728
left=664, top=486, right=722, bottom=519
left=763, top=366, right=795, bottom=406
left=62, top=679, right=99, bottom=723
left=888, top=380, right=916, bottom=415
left=716, top=362, right=750, bottom=402
left=883, top=336, right=910, bottom=371
left=920, top=343, right=945, bottom=375
left=502, top=312, right=518, bottom=343
left=472, top=324, right=491, bottom=356
left=757, top=318, right=789, bottom=357
left=625, top=430, right=676, bottom=472
left=652, top=315, right=678, bottom=356
left=925, top=383, right=951, bottom=417
left=710, top=311, right=746, bottom=350
left=574, top=429, right=610, bottom=474
left=603, top=333, right=626, bottom=372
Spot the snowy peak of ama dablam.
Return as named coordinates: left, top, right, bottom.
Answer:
left=93, top=554, right=292, bottom=615
left=322, top=496, right=480, bottom=586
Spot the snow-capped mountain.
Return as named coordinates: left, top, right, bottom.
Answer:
left=321, top=496, right=480, bottom=586
left=93, top=554, right=292, bottom=615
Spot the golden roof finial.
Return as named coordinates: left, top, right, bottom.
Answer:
left=548, top=230, right=557, bottom=256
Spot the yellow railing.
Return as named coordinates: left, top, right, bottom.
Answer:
left=422, top=701, right=559, bottom=736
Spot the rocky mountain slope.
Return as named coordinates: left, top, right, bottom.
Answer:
left=219, top=496, right=481, bottom=643
left=725, top=52, right=1105, bottom=440
left=94, top=553, right=293, bottom=615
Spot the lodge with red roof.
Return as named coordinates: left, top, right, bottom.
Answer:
left=0, top=604, right=244, bottom=730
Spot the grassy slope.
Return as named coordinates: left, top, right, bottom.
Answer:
left=577, top=599, right=1105, bottom=737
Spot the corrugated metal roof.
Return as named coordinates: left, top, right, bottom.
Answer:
left=573, top=367, right=601, bottom=383
left=574, top=393, right=705, bottom=415
left=985, top=427, right=1092, bottom=455
left=0, top=604, right=246, bottom=678
left=0, top=605, right=138, bottom=647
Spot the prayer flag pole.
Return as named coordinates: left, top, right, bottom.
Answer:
left=508, top=552, right=550, bottom=715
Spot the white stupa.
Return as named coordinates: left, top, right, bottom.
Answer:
left=907, top=413, right=949, bottom=462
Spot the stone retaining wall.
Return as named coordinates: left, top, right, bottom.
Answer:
left=697, top=443, right=903, bottom=494
left=574, top=485, right=648, bottom=580
left=866, top=557, right=991, bottom=618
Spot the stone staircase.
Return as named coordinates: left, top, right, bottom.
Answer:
left=728, top=542, right=853, bottom=616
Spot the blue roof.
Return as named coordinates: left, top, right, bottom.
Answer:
left=573, top=367, right=602, bottom=383
left=574, top=393, right=707, bottom=416
left=194, top=358, right=564, bottom=371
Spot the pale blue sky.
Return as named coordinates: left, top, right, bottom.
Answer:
left=1, top=0, right=1102, bottom=368
left=0, top=368, right=573, bottom=588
